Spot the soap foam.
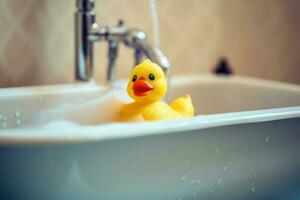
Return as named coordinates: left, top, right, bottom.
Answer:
left=29, top=89, right=133, bottom=128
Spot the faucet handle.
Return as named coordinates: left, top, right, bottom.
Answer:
left=117, top=19, right=124, bottom=27
left=77, top=0, right=94, bottom=11
left=105, top=20, right=124, bottom=83
left=134, top=48, right=143, bottom=66
left=107, top=40, right=118, bottom=83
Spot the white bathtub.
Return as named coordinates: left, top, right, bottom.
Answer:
left=0, top=74, right=300, bottom=200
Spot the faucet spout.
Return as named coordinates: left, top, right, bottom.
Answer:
left=75, top=0, right=95, bottom=81
left=75, top=0, right=170, bottom=82
left=124, top=29, right=170, bottom=73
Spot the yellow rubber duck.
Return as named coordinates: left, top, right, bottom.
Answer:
left=118, top=59, right=195, bottom=121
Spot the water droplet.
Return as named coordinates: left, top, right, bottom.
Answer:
left=181, top=175, right=187, bottom=181
left=249, top=186, right=255, bottom=192
left=15, top=110, right=21, bottom=117
left=193, top=193, right=197, bottom=197
left=215, top=147, right=219, bottom=155
left=217, top=178, right=222, bottom=184
left=223, top=166, right=228, bottom=171
left=254, top=173, right=258, bottom=178
left=196, top=180, right=201, bottom=184
left=16, top=119, right=21, bottom=126
left=265, top=136, right=271, bottom=143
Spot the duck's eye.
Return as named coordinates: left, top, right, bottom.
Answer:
left=149, top=73, right=155, bottom=81
left=132, top=75, right=137, bottom=82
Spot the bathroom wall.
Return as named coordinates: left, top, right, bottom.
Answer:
left=0, top=0, right=300, bottom=87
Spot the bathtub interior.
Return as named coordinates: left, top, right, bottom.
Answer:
left=168, top=75, right=300, bottom=115
left=0, top=75, right=300, bottom=129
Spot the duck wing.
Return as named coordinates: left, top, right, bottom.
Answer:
left=169, top=94, right=195, bottom=117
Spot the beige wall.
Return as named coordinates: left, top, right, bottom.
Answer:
left=0, top=0, right=300, bottom=87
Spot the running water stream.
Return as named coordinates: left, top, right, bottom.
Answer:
left=149, top=0, right=160, bottom=47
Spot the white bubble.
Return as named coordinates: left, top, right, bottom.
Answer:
left=215, top=147, right=219, bottom=155
left=265, top=136, right=271, bottom=143
left=249, top=186, right=255, bottom=192
left=254, top=173, right=258, bottom=178
left=15, top=110, right=21, bottom=117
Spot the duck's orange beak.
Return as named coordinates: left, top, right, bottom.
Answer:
left=132, top=76, right=154, bottom=96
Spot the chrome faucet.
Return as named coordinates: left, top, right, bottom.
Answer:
left=75, top=0, right=170, bottom=82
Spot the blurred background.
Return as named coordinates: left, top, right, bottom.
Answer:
left=0, top=0, right=300, bottom=87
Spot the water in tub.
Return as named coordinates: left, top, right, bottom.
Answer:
left=30, top=88, right=133, bottom=128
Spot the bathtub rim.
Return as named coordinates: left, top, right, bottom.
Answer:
left=0, top=105, right=299, bottom=145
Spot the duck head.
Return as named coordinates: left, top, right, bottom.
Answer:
left=127, top=59, right=167, bottom=102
